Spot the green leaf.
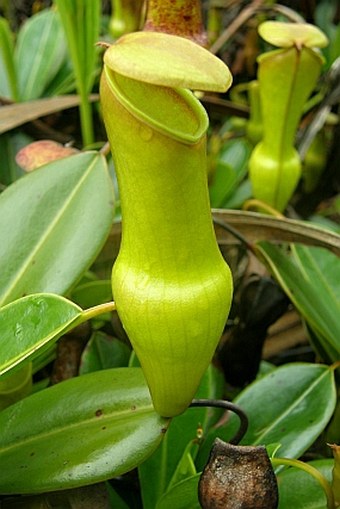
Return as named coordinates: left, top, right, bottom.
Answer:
left=167, top=440, right=199, bottom=491
left=71, top=280, right=113, bottom=309
left=277, top=459, right=333, bottom=509
left=15, top=9, right=67, bottom=100
left=104, top=31, right=232, bottom=92
left=0, top=151, right=115, bottom=306
left=106, top=482, right=130, bottom=509
left=235, top=364, right=336, bottom=453
left=257, top=242, right=340, bottom=360
left=156, top=474, right=201, bottom=509
left=209, top=138, right=251, bottom=207
left=197, top=364, right=336, bottom=469
left=0, top=17, right=18, bottom=100
left=0, top=132, right=28, bottom=185
left=0, top=294, right=82, bottom=376
left=43, top=58, right=76, bottom=96
left=0, top=363, right=32, bottom=410
left=306, top=323, right=339, bottom=369
left=79, top=331, right=131, bottom=374
left=314, top=0, right=340, bottom=68
left=55, top=0, right=101, bottom=145
left=71, top=281, right=114, bottom=330
left=0, top=368, right=169, bottom=494
left=139, top=364, right=224, bottom=509
left=55, top=0, right=100, bottom=94
left=221, top=178, right=252, bottom=209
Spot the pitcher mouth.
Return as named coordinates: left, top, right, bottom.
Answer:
left=104, top=66, right=208, bottom=145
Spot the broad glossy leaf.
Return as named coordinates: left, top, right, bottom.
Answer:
left=197, top=364, right=336, bottom=469
left=0, top=368, right=169, bottom=494
left=233, top=363, right=336, bottom=453
left=79, top=331, right=131, bottom=374
left=71, top=280, right=113, bottom=309
left=277, top=459, right=333, bottom=508
left=0, top=294, right=82, bottom=376
left=156, top=474, right=201, bottom=509
left=0, top=151, right=115, bottom=306
left=15, top=9, right=67, bottom=100
left=139, top=365, right=224, bottom=509
left=0, top=363, right=32, bottom=410
left=257, top=242, right=340, bottom=360
left=104, top=31, right=232, bottom=92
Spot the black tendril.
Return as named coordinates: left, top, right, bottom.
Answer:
left=189, top=398, right=248, bottom=445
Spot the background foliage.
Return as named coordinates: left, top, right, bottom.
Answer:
left=0, top=0, right=339, bottom=507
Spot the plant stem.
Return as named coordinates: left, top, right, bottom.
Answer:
left=144, top=0, right=206, bottom=44
left=55, top=0, right=99, bottom=147
left=190, top=399, right=249, bottom=444
left=110, top=0, right=144, bottom=37
left=78, top=87, right=94, bottom=148
left=81, top=301, right=116, bottom=322
left=243, top=199, right=285, bottom=218
left=271, top=457, right=336, bottom=509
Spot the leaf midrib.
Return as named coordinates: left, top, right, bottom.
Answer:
left=295, top=246, right=340, bottom=306
left=0, top=404, right=155, bottom=455
left=248, top=368, right=331, bottom=445
left=259, top=243, right=340, bottom=349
